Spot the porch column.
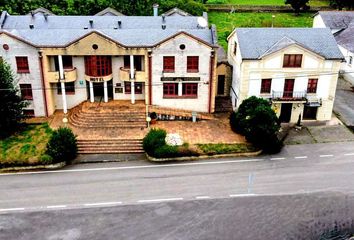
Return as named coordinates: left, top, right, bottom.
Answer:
left=58, top=55, right=67, bottom=114
left=89, top=81, right=94, bottom=102
left=103, top=81, right=108, bottom=103
left=130, top=55, right=135, bottom=104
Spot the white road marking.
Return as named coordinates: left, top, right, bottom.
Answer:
left=0, top=158, right=265, bottom=176
left=270, top=157, right=285, bottom=160
left=137, top=198, right=183, bottom=203
left=195, top=196, right=211, bottom=199
left=0, top=207, right=25, bottom=212
left=46, top=205, right=67, bottom=209
left=295, top=156, right=308, bottom=159
left=83, top=202, right=122, bottom=207
left=320, top=155, right=334, bottom=158
left=229, top=194, right=257, bottom=197
left=344, top=153, right=354, bottom=156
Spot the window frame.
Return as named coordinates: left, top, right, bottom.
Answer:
left=163, top=83, right=178, bottom=97
left=307, top=78, right=318, bottom=94
left=16, top=56, right=30, bottom=73
left=182, top=83, right=198, bottom=97
left=23, top=109, right=35, bottom=117
left=20, top=84, right=33, bottom=100
left=163, top=56, right=175, bottom=73
left=187, top=56, right=199, bottom=73
left=260, top=79, right=272, bottom=94
left=57, top=82, right=75, bottom=95
left=124, top=81, right=143, bottom=94
left=84, top=56, right=112, bottom=77
left=62, top=56, right=73, bottom=70
left=283, top=54, right=303, bottom=68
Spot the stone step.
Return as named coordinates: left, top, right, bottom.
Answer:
left=77, top=138, right=144, bottom=154
left=78, top=150, right=145, bottom=154
left=78, top=139, right=142, bottom=143
left=77, top=112, right=146, bottom=117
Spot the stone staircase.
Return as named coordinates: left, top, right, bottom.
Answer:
left=215, top=96, right=233, bottom=113
left=69, top=101, right=147, bottom=154
left=77, top=139, right=144, bottom=154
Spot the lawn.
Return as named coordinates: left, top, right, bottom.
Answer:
left=209, top=12, right=314, bottom=49
left=0, top=123, right=52, bottom=167
left=207, top=0, right=329, bottom=6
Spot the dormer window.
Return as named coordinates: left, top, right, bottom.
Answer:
left=283, top=54, right=302, bottom=68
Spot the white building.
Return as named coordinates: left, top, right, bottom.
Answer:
left=227, top=28, right=344, bottom=123
left=314, top=11, right=354, bottom=84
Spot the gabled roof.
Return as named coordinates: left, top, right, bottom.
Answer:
left=95, top=7, right=125, bottom=16
left=163, top=8, right=192, bottom=17
left=335, top=27, right=354, bottom=53
left=0, top=12, right=217, bottom=48
left=27, top=7, right=55, bottom=16
left=316, top=11, right=354, bottom=29
left=235, top=28, right=344, bottom=60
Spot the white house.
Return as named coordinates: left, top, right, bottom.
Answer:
left=227, top=28, right=344, bottom=123
left=314, top=11, right=354, bottom=84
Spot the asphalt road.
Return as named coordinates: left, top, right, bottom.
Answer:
left=1, top=142, right=354, bottom=239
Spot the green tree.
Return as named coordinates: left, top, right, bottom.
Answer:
left=285, top=0, right=310, bottom=15
left=0, top=60, right=29, bottom=138
left=230, top=96, right=283, bottom=153
left=329, top=0, right=354, bottom=10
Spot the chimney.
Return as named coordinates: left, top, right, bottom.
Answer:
left=29, top=24, right=34, bottom=29
left=162, top=14, right=165, bottom=23
left=118, top=20, right=121, bottom=28
left=89, top=19, right=93, bottom=28
left=153, top=3, right=159, bottom=17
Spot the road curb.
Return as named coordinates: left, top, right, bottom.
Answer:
left=0, top=161, right=66, bottom=173
left=146, top=150, right=262, bottom=162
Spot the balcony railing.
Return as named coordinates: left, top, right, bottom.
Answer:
left=119, top=67, right=147, bottom=81
left=271, top=91, right=307, bottom=101
left=47, top=68, right=77, bottom=83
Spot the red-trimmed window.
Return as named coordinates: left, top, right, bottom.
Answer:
left=124, top=82, right=143, bottom=94
left=84, top=56, right=112, bottom=77
left=283, top=54, right=302, bottom=68
left=163, top=56, right=175, bottom=72
left=19, top=84, right=33, bottom=100
left=23, top=109, right=35, bottom=117
left=187, top=56, right=199, bottom=73
left=57, top=82, right=75, bottom=95
left=261, top=79, right=272, bottom=94
left=16, top=57, right=30, bottom=73
left=307, top=79, right=318, bottom=93
left=182, top=83, right=198, bottom=97
left=163, top=83, right=178, bottom=97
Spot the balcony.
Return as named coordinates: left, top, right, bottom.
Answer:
left=119, top=67, right=147, bottom=81
left=47, top=68, right=77, bottom=83
left=271, top=91, right=307, bottom=102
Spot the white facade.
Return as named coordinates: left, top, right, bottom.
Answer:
left=0, top=34, right=46, bottom=116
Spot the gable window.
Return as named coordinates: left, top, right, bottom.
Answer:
left=19, top=84, right=33, bottom=100
left=187, top=56, right=199, bottom=73
left=182, top=83, right=198, bottom=97
left=233, top=43, right=237, bottom=55
left=283, top=54, right=302, bottom=68
left=124, top=81, right=143, bottom=94
left=163, top=83, right=178, bottom=97
left=57, top=82, right=75, bottom=94
left=261, top=79, right=272, bottom=94
left=16, top=57, right=30, bottom=73
left=349, top=56, right=353, bottom=65
left=163, top=56, right=175, bottom=72
left=307, top=79, right=318, bottom=93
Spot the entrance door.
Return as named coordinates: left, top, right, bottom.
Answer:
left=303, top=106, right=318, bottom=120
left=107, top=80, right=113, bottom=99
left=283, top=79, right=294, bottom=98
left=279, top=103, right=292, bottom=123
left=93, top=82, right=104, bottom=99
left=217, top=75, right=225, bottom=95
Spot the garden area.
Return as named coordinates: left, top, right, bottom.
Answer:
left=208, top=12, right=313, bottom=49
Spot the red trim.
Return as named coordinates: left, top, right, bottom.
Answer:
left=38, top=54, right=48, bottom=117
left=208, top=54, right=215, bottom=113
left=148, top=55, right=152, bottom=105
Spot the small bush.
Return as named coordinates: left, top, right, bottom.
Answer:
left=143, top=128, right=166, bottom=156
left=40, top=154, right=53, bottom=165
left=154, top=145, right=180, bottom=158
left=207, top=0, right=228, bottom=4
left=46, top=127, right=77, bottom=163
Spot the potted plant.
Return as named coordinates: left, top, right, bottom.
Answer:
left=150, top=112, right=158, bottom=124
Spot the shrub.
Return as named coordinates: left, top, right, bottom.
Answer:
left=40, top=154, right=53, bottom=165
left=207, top=0, right=228, bottom=4
left=143, top=128, right=166, bottom=156
left=46, top=127, right=77, bottom=163
left=154, top=145, right=180, bottom=158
